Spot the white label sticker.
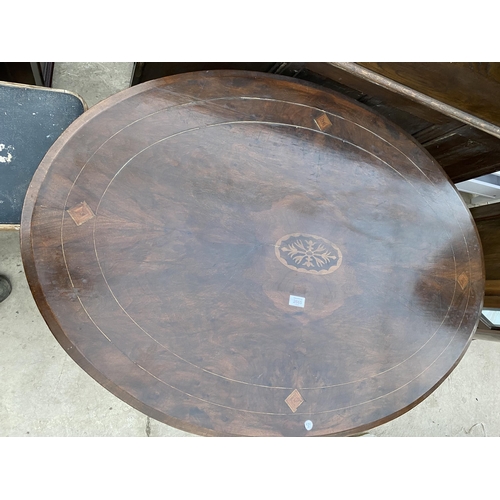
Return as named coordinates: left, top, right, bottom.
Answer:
left=289, top=295, right=305, bottom=308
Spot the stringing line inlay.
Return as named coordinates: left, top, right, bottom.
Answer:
left=56, top=96, right=472, bottom=417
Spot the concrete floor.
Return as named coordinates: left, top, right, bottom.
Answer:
left=2, top=62, right=500, bottom=437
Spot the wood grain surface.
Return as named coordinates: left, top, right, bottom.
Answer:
left=358, top=63, right=500, bottom=127
left=21, top=71, right=485, bottom=436
left=298, top=63, right=500, bottom=183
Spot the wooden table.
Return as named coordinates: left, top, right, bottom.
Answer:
left=21, top=71, right=485, bottom=436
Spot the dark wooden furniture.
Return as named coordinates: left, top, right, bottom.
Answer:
left=131, top=62, right=278, bottom=86
left=0, top=81, right=86, bottom=224
left=314, top=63, right=500, bottom=184
left=0, top=63, right=55, bottom=87
left=133, top=63, right=500, bottom=184
left=471, top=202, right=500, bottom=310
left=21, top=71, right=484, bottom=436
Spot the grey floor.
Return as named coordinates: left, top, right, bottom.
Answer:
left=2, top=62, right=500, bottom=437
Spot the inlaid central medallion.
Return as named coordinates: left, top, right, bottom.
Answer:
left=275, top=233, right=342, bottom=275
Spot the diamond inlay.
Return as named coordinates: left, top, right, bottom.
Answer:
left=285, top=389, right=304, bottom=413
left=67, top=201, right=95, bottom=226
left=458, top=272, right=469, bottom=290
left=314, top=113, right=332, bottom=131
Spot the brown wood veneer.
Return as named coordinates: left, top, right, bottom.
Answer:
left=21, top=71, right=484, bottom=436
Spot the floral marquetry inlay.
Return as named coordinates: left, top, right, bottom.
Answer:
left=275, top=233, right=342, bottom=275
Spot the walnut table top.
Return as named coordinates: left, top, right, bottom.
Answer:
left=21, top=71, right=484, bottom=436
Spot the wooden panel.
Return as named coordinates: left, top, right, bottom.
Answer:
left=21, top=71, right=484, bottom=437
left=484, top=296, right=500, bottom=308
left=475, top=216, right=500, bottom=291
left=413, top=122, right=464, bottom=145
left=358, top=63, right=500, bottom=127
left=471, top=202, right=500, bottom=222
left=296, top=63, right=500, bottom=183
left=485, top=280, right=500, bottom=295
left=474, top=218, right=500, bottom=280
left=423, top=125, right=500, bottom=183
left=471, top=208, right=500, bottom=296
left=302, top=62, right=453, bottom=125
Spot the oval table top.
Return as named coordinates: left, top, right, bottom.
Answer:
left=21, top=71, right=484, bottom=436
